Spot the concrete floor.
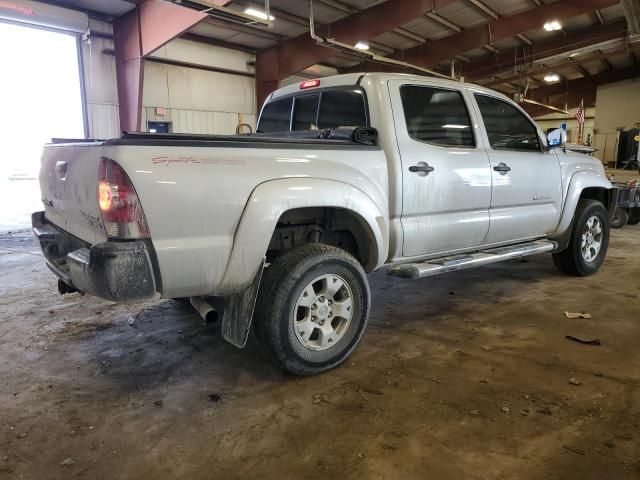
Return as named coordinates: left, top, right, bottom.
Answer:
left=1, top=226, right=639, bottom=480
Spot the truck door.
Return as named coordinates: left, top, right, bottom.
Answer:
left=388, top=80, right=492, bottom=257
left=471, top=93, right=562, bottom=244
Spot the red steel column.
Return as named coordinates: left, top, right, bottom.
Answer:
left=113, top=0, right=227, bottom=131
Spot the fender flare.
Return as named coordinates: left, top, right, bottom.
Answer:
left=551, top=170, right=616, bottom=245
left=217, top=177, right=389, bottom=295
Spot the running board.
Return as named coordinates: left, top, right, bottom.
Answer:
left=388, top=240, right=556, bottom=280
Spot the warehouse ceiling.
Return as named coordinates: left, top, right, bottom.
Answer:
left=46, top=0, right=640, bottom=116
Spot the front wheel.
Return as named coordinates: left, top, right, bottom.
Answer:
left=553, top=199, right=610, bottom=276
left=253, top=244, right=370, bottom=376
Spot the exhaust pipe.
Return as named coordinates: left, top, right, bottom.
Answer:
left=190, top=297, right=219, bottom=324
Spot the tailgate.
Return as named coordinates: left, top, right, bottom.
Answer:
left=39, top=143, right=108, bottom=245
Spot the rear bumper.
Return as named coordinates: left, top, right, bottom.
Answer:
left=32, top=211, right=157, bottom=302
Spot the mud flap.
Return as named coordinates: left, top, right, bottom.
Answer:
left=221, top=258, right=265, bottom=348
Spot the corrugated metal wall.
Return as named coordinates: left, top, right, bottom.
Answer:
left=81, top=22, right=256, bottom=138
left=142, top=42, right=256, bottom=134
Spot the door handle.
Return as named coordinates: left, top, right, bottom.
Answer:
left=493, top=162, right=511, bottom=175
left=409, top=162, right=435, bottom=176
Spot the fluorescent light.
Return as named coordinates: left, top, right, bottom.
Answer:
left=354, top=41, right=370, bottom=50
left=442, top=124, right=468, bottom=129
left=244, top=8, right=275, bottom=21
left=544, top=73, right=560, bottom=82
left=544, top=20, right=562, bottom=31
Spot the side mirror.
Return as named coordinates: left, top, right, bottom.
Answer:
left=546, top=128, right=567, bottom=149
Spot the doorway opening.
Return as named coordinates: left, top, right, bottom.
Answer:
left=0, top=22, right=85, bottom=232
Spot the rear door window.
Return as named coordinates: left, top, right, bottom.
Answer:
left=400, top=85, right=475, bottom=147
left=318, top=90, right=367, bottom=129
left=258, top=97, right=293, bottom=132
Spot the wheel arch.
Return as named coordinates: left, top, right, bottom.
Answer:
left=217, top=178, right=389, bottom=295
left=551, top=170, right=617, bottom=250
left=267, top=206, right=380, bottom=272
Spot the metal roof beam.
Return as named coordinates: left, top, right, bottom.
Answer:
left=601, top=57, right=615, bottom=70
left=316, top=0, right=430, bottom=44
left=426, top=11, right=461, bottom=32
left=529, top=63, right=640, bottom=100
left=479, top=46, right=637, bottom=87
left=388, top=0, right=621, bottom=69
left=573, top=64, right=592, bottom=77
left=517, top=33, right=533, bottom=45
left=463, top=20, right=628, bottom=80
left=621, top=0, right=640, bottom=34
left=464, top=0, right=499, bottom=20
left=256, top=0, right=456, bottom=107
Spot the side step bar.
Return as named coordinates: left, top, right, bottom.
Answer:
left=388, top=240, right=556, bottom=280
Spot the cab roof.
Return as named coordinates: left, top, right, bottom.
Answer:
left=268, top=72, right=511, bottom=103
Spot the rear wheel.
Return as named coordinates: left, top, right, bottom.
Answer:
left=627, top=208, right=640, bottom=226
left=253, top=244, right=370, bottom=376
left=610, top=208, right=628, bottom=229
left=553, top=199, right=610, bottom=276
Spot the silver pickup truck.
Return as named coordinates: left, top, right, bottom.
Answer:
left=33, top=73, right=617, bottom=375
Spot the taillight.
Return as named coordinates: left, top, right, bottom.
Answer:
left=98, top=157, right=150, bottom=239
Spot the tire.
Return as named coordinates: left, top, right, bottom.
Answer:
left=253, top=244, right=370, bottom=376
left=627, top=208, right=640, bottom=226
left=610, top=208, right=628, bottom=229
left=552, top=199, right=610, bottom=276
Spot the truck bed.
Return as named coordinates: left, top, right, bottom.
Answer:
left=52, top=127, right=379, bottom=148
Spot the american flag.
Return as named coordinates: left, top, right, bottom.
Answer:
left=575, top=100, right=585, bottom=125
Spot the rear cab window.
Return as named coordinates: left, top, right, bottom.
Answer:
left=258, top=97, right=292, bottom=132
left=258, top=87, right=368, bottom=133
left=293, top=95, right=320, bottom=131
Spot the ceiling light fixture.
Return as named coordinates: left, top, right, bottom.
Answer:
left=244, top=8, right=275, bottom=21
left=544, top=73, right=560, bottom=82
left=354, top=41, right=370, bottom=50
left=544, top=20, right=562, bottom=31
